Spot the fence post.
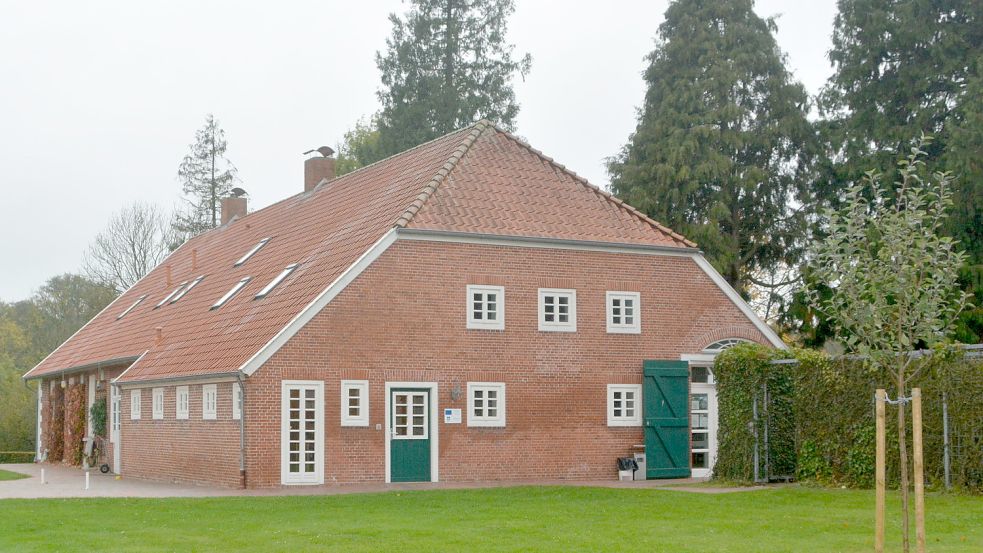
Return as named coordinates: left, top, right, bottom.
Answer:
left=912, top=388, right=926, bottom=553
left=875, top=389, right=886, bottom=553
left=942, top=391, right=951, bottom=490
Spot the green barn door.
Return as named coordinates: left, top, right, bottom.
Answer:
left=643, top=360, right=691, bottom=478
left=390, top=389, right=431, bottom=482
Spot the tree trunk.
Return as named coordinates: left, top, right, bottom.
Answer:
left=897, top=369, right=910, bottom=553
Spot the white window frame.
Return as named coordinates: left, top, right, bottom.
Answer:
left=466, top=285, right=505, bottom=330
left=202, top=384, right=217, bottom=420
left=117, top=294, right=147, bottom=320
left=212, top=277, right=250, bottom=310
left=606, top=291, right=641, bottom=334
left=232, top=382, right=242, bottom=420
left=467, top=382, right=506, bottom=427
left=152, top=387, right=164, bottom=420
left=156, top=282, right=188, bottom=308
left=607, top=384, right=642, bottom=426
left=130, top=389, right=141, bottom=420
left=175, top=386, right=189, bottom=420
left=256, top=264, right=299, bottom=299
left=281, top=380, right=324, bottom=485
left=340, top=380, right=369, bottom=426
left=234, top=237, right=271, bottom=267
left=538, top=288, right=577, bottom=332
left=170, top=275, right=205, bottom=304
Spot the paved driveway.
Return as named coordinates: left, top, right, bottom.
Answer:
left=1, top=463, right=760, bottom=499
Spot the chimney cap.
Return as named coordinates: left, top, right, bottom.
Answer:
left=303, top=146, right=335, bottom=158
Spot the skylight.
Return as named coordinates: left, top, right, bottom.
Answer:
left=211, top=277, right=250, bottom=310
left=170, top=275, right=205, bottom=304
left=255, top=264, right=298, bottom=299
left=117, top=295, right=148, bottom=320
left=234, top=238, right=271, bottom=267
left=156, top=282, right=188, bottom=308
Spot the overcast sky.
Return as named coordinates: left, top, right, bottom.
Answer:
left=0, top=0, right=837, bottom=302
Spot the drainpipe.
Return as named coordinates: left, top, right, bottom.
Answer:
left=28, top=379, right=40, bottom=461
left=235, top=371, right=247, bottom=489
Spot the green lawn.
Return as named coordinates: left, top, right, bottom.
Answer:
left=0, top=469, right=28, bottom=481
left=0, top=486, right=979, bottom=552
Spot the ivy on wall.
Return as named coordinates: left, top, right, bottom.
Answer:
left=63, top=382, right=86, bottom=466
left=45, top=385, right=64, bottom=462
left=714, top=344, right=982, bottom=493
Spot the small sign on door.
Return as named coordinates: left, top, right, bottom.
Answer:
left=443, top=408, right=461, bottom=424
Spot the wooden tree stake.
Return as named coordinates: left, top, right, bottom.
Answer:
left=875, top=389, right=886, bottom=553
left=912, top=388, right=926, bottom=553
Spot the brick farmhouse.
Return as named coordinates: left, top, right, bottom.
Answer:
left=24, top=121, right=783, bottom=488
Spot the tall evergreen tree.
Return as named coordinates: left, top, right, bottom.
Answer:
left=172, top=114, right=238, bottom=239
left=819, top=0, right=983, bottom=340
left=608, top=0, right=813, bottom=296
left=374, top=0, right=531, bottom=159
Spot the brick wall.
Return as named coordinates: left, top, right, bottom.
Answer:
left=118, top=379, right=242, bottom=488
left=243, top=239, right=770, bottom=487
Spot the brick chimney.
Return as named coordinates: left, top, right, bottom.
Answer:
left=221, top=196, right=247, bottom=225
left=304, top=146, right=336, bottom=192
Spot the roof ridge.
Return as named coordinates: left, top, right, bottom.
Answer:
left=393, top=119, right=491, bottom=228
left=488, top=124, right=697, bottom=248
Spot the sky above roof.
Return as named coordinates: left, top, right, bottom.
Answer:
left=0, top=0, right=837, bottom=302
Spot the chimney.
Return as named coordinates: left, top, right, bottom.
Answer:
left=154, top=326, right=163, bottom=347
left=221, top=196, right=247, bottom=225
left=304, top=146, right=336, bottom=193
left=165, top=265, right=172, bottom=287
left=191, top=248, right=198, bottom=271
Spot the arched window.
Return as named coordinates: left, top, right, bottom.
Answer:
left=702, top=338, right=750, bottom=353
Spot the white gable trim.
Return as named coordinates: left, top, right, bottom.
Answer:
left=690, top=255, right=786, bottom=349
left=238, top=228, right=398, bottom=376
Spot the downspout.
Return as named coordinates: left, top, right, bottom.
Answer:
left=235, top=371, right=247, bottom=489
left=28, top=379, right=40, bottom=461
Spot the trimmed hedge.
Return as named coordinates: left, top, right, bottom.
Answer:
left=0, top=451, right=34, bottom=463
left=714, top=344, right=982, bottom=493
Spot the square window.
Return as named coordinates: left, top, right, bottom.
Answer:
left=692, top=451, right=708, bottom=468
left=606, top=291, right=641, bottom=334
left=175, top=386, right=189, bottom=420
left=690, top=366, right=711, bottom=384
left=538, top=288, right=576, bottom=332
left=152, top=388, right=164, bottom=420
left=467, top=382, right=506, bottom=427
left=607, top=384, right=642, bottom=426
left=130, top=389, right=142, bottom=420
left=466, top=285, right=505, bottom=330
left=202, top=384, right=217, bottom=420
left=340, top=380, right=369, bottom=426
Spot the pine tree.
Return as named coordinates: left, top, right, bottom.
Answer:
left=172, top=114, right=238, bottom=238
left=374, top=0, right=531, bottom=159
left=819, top=0, right=983, bottom=341
left=608, top=0, right=813, bottom=296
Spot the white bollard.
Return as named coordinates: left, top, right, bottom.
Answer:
left=40, top=468, right=45, bottom=484
left=85, top=471, right=89, bottom=490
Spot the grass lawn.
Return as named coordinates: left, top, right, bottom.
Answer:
left=0, top=486, right=979, bottom=552
left=0, top=469, right=28, bottom=481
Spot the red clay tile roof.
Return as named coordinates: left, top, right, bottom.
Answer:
left=25, top=121, right=694, bottom=383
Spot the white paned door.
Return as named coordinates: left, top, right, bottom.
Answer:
left=281, top=381, right=324, bottom=484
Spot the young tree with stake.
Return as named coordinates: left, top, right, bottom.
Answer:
left=806, top=137, right=969, bottom=553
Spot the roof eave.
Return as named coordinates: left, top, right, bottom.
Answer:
left=22, top=355, right=142, bottom=381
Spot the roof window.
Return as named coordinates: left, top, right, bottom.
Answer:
left=117, top=294, right=147, bottom=320
left=212, top=277, right=250, bottom=310
left=156, top=282, right=188, bottom=308
left=255, top=264, right=298, bottom=299
left=170, top=275, right=205, bottom=304
left=234, top=238, right=270, bottom=267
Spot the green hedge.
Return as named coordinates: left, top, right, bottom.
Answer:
left=0, top=451, right=34, bottom=463
left=714, top=344, right=982, bottom=493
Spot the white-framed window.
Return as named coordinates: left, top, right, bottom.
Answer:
left=130, top=389, right=142, bottom=420
left=256, top=264, right=299, bottom=299
left=467, top=382, right=506, bottom=427
left=175, top=386, right=189, bottom=420
left=232, top=383, right=242, bottom=420
left=606, top=291, right=641, bottom=334
left=152, top=387, right=164, bottom=419
left=340, top=380, right=369, bottom=426
left=235, top=237, right=271, bottom=267
left=281, top=380, right=324, bottom=484
left=212, top=277, right=250, bottom=310
left=156, top=282, right=188, bottom=308
left=466, top=285, right=505, bottom=330
left=170, top=275, right=205, bottom=304
left=607, top=384, right=642, bottom=426
left=117, top=294, right=147, bottom=320
left=202, top=384, right=217, bottom=420
left=538, top=288, right=576, bottom=332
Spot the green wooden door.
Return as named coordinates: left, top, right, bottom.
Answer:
left=643, top=360, right=691, bottom=479
left=390, top=388, right=431, bottom=482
